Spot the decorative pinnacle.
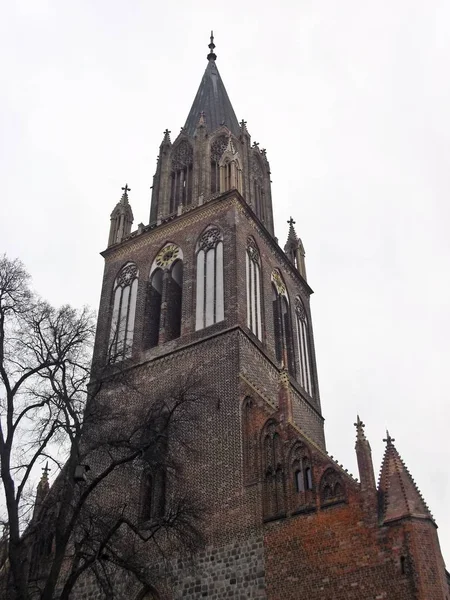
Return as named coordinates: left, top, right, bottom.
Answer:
left=120, top=184, right=130, bottom=204
left=287, top=216, right=296, bottom=227
left=40, top=461, right=50, bottom=484
left=354, top=414, right=366, bottom=442
left=383, top=430, right=395, bottom=445
left=207, top=30, right=217, bottom=61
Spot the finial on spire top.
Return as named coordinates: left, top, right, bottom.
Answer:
left=39, top=461, right=50, bottom=485
left=207, top=30, right=217, bottom=61
left=354, top=415, right=367, bottom=441
left=383, top=430, right=395, bottom=445
left=287, top=216, right=296, bottom=227
left=120, top=184, right=131, bottom=204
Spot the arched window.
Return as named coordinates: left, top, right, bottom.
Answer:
left=147, top=269, right=162, bottom=348
left=246, top=238, right=262, bottom=340
left=166, top=260, right=183, bottom=341
left=210, top=135, right=228, bottom=194
left=289, top=442, right=313, bottom=511
left=195, top=227, right=224, bottom=330
left=109, top=262, right=138, bottom=362
left=271, top=270, right=295, bottom=376
left=262, top=421, right=285, bottom=518
left=170, top=141, right=193, bottom=213
left=146, top=244, right=183, bottom=348
left=140, top=468, right=166, bottom=522
left=295, top=297, right=313, bottom=395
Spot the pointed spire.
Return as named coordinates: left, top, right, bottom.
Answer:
left=184, top=33, right=240, bottom=137
left=33, top=462, right=50, bottom=519
left=207, top=30, right=217, bottom=62
left=108, top=185, right=134, bottom=247
left=354, top=415, right=376, bottom=493
left=284, top=217, right=307, bottom=280
left=378, top=433, right=433, bottom=524
left=160, top=128, right=172, bottom=149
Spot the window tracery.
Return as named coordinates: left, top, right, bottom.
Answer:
left=295, top=296, right=313, bottom=395
left=146, top=244, right=183, bottom=348
left=195, top=227, right=224, bottom=330
left=109, top=262, right=138, bottom=362
left=246, top=237, right=262, bottom=340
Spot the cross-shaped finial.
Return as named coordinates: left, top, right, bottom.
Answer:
left=383, top=430, right=395, bottom=445
left=121, top=184, right=131, bottom=194
left=42, top=462, right=50, bottom=477
left=163, top=128, right=171, bottom=137
left=287, top=216, right=296, bottom=227
left=240, top=119, right=247, bottom=127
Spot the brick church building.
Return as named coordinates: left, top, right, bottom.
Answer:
left=32, top=36, right=450, bottom=599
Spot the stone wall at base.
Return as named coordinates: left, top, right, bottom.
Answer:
left=167, top=535, right=266, bottom=599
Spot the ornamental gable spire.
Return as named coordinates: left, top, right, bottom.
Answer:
left=378, top=432, right=433, bottom=524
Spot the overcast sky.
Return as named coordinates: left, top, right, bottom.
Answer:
left=1, top=0, right=449, bottom=562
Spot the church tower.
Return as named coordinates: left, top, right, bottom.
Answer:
left=88, top=35, right=449, bottom=600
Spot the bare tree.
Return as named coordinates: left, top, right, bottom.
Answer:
left=0, top=256, right=205, bottom=600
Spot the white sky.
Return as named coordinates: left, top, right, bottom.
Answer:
left=1, top=0, right=449, bottom=563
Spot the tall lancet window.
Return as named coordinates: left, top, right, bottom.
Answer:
left=169, top=141, right=193, bottom=213
left=147, top=244, right=183, bottom=348
left=246, top=237, right=262, bottom=340
left=295, top=297, right=313, bottom=395
left=271, top=269, right=295, bottom=376
left=109, top=262, right=139, bottom=361
left=195, top=227, right=224, bottom=330
left=210, top=135, right=228, bottom=195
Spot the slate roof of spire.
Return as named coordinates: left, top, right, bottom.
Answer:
left=184, top=34, right=240, bottom=138
left=378, top=433, right=433, bottom=524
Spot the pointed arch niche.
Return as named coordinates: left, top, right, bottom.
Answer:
left=262, top=420, right=286, bottom=519
left=170, top=140, right=193, bottom=213
left=289, top=441, right=314, bottom=512
left=295, top=296, right=313, bottom=396
left=246, top=237, right=262, bottom=340
left=271, top=269, right=295, bottom=376
left=195, top=226, right=224, bottom=330
left=210, top=134, right=242, bottom=195
left=146, top=243, right=183, bottom=348
left=109, top=262, right=139, bottom=362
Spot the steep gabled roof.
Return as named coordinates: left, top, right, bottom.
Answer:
left=184, top=34, right=240, bottom=138
left=378, top=432, right=433, bottom=524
